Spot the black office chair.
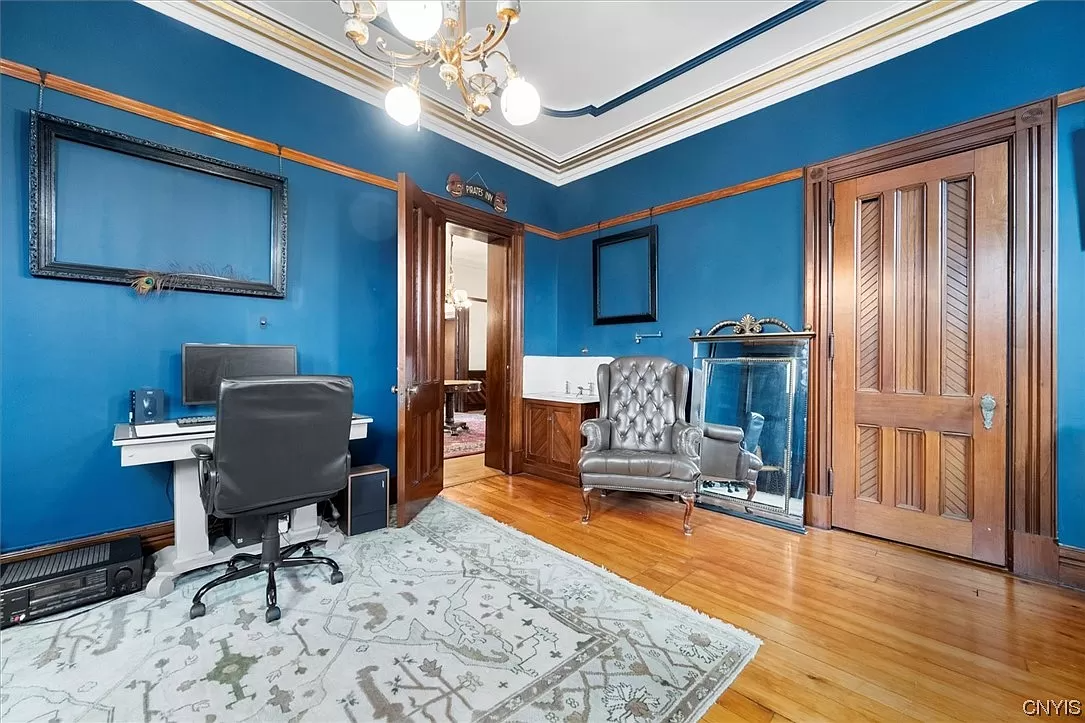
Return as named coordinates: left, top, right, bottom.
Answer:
left=188, top=375, right=354, bottom=623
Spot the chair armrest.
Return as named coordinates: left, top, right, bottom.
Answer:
left=704, top=423, right=745, bottom=444
left=736, top=449, right=763, bottom=483
left=580, top=418, right=612, bottom=452
left=191, top=444, right=214, bottom=461
left=672, top=420, right=702, bottom=459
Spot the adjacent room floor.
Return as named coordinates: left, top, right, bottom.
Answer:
left=442, top=467, right=1085, bottom=721
left=443, top=451, right=500, bottom=489
left=443, top=412, right=486, bottom=460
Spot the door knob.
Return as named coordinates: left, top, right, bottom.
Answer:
left=979, top=394, right=996, bottom=430
left=391, top=385, right=398, bottom=394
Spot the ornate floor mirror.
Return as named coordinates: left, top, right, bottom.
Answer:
left=691, top=316, right=813, bottom=532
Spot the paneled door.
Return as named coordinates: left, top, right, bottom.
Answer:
left=397, top=173, right=447, bottom=527
left=830, top=144, right=1009, bottom=564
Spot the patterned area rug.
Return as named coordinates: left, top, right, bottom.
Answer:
left=0, top=498, right=759, bottom=722
left=444, top=412, right=486, bottom=459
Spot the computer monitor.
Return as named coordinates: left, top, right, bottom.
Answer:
left=181, top=344, right=298, bottom=406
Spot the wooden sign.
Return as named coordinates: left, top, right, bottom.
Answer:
left=446, top=173, right=507, bottom=214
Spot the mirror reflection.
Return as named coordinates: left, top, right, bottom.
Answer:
left=691, top=322, right=811, bottom=531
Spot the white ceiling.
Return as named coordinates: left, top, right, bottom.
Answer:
left=145, top=0, right=1030, bottom=184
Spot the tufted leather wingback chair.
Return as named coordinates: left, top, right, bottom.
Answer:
left=579, top=356, right=703, bottom=534
left=700, top=412, right=765, bottom=500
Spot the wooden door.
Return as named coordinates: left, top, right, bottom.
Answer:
left=397, top=174, right=447, bottom=527
left=485, top=237, right=510, bottom=470
left=830, top=145, right=1009, bottom=565
left=523, top=401, right=551, bottom=465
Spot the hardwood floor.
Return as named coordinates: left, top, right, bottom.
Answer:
left=441, top=469, right=1085, bottom=722
left=443, top=453, right=502, bottom=488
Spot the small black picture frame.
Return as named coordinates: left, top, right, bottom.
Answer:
left=29, top=111, right=288, bottom=298
left=593, top=224, right=658, bottom=325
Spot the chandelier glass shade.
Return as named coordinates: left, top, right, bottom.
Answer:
left=335, top=1, right=541, bottom=127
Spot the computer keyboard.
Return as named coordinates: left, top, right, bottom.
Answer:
left=177, top=415, right=216, bottom=427
left=132, top=413, right=366, bottom=438
left=133, top=417, right=217, bottom=438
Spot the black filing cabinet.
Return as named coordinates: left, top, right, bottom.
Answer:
left=336, top=464, right=389, bottom=535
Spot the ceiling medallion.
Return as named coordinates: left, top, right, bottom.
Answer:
left=335, top=1, right=540, bottom=127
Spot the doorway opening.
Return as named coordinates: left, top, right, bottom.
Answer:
left=395, top=177, right=525, bottom=526
left=442, top=227, right=490, bottom=473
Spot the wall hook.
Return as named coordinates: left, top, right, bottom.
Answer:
left=634, top=331, right=663, bottom=344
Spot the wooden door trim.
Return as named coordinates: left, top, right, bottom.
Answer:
left=804, top=98, right=1057, bottom=581
left=430, top=196, right=525, bottom=475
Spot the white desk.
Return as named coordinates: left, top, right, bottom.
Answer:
left=112, top=415, right=373, bottom=598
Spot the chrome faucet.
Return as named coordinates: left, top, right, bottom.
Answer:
left=576, top=382, right=595, bottom=397
left=577, top=385, right=586, bottom=396
left=565, top=380, right=571, bottom=394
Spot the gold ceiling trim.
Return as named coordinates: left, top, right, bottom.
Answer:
left=562, top=1, right=967, bottom=170
left=198, top=0, right=975, bottom=178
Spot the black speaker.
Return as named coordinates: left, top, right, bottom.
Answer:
left=227, top=515, right=267, bottom=547
left=131, top=388, right=165, bottom=424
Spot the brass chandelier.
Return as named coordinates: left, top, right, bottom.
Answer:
left=335, top=1, right=541, bottom=127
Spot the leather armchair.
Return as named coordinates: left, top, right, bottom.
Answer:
left=700, top=412, right=764, bottom=500
left=579, top=356, right=702, bottom=534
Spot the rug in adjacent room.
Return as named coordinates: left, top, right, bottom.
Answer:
left=444, top=411, right=486, bottom=459
left=0, top=497, right=760, bottom=723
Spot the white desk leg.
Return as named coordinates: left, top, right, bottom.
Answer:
left=145, top=462, right=347, bottom=599
left=145, top=458, right=214, bottom=598
left=286, top=505, right=345, bottom=552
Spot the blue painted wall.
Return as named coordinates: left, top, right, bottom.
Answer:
left=1057, top=101, right=1085, bottom=550
left=3, top=0, right=1084, bottom=552
left=0, top=0, right=559, bottom=552
left=544, top=1, right=1085, bottom=546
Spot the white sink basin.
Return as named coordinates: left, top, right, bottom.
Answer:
left=524, top=392, right=599, bottom=404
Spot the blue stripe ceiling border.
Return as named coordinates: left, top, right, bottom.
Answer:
left=368, top=0, right=824, bottom=120
left=544, top=0, right=825, bottom=118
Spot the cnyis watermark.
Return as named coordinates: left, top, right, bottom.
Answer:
left=1023, top=700, right=1083, bottom=717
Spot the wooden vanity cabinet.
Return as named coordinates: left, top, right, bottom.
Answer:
left=522, top=398, right=599, bottom=486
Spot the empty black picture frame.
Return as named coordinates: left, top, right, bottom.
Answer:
left=593, top=224, right=658, bottom=325
left=29, top=111, right=289, bottom=298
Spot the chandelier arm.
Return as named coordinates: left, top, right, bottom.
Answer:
left=484, top=49, right=512, bottom=72
left=455, top=73, right=475, bottom=108
left=351, top=0, right=379, bottom=21
left=462, top=18, right=511, bottom=61
left=373, top=37, right=440, bottom=67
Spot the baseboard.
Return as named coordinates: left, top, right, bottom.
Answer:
left=1058, top=544, right=1085, bottom=591
left=805, top=493, right=831, bottom=529
left=1012, top=531, right=1061, bottom=582
left=0, top=521, right=174, bottom=566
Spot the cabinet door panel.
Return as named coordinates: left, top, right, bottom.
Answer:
left=550, top=406, right=580, bottom=467
left=524, top=402, right=552, bottom=464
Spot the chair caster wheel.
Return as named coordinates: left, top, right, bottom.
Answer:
left=265, top=605, right=281, bottom=623
left=189, top=603, right=206, bottom=619
left=330, top=570, right=344, bottom=584
left=302, top=547, right=313, bottom=558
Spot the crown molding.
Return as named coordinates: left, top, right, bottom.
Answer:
left=140, top=0, right=1030, bottom=186
left=553, top=0, right=1030, bottom=183
left=138, top=0, right=563, bottom=184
